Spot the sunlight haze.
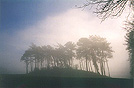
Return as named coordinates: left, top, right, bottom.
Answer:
left=0, top=0, right=130, bottom=78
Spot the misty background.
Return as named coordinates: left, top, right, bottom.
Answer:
left=0, top=0, right=130, bottom=78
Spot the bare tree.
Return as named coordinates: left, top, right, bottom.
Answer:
left=77, top=0, right=133, bottom=21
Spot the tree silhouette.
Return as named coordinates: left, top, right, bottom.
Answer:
left=90, top=36, right=113, bottom=76
left=29, top=44, right=43, bottom=70
left=55, top=43, right=67, bottom=67
left=125, top=19, right=134, bottom=77
left=77, top=0, right=134, bottom=77
left=76, top=36, right=113, bottom=75
left=64, top=41, right=76, bottom=67
left=78, top=0, right=133, bottom=21
left=21, top=36, right=113, bottom=76
left=21, top=49, right=33, bottom=74
left=54, top=42, right=76, bottom=68
left=76, top=38, right=91, bottom=71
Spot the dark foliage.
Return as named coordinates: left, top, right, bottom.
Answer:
left=125, top=19, right=134, bottom=77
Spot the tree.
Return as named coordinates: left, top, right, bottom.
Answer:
left=21, top=37, right=113, bottom=76
left=90, top=36, right=113, bottom=76
left=76, top=36, right=113, bottom=75
left=78, top=0, right=133, bottom=21
left=64, top=41, right=76, bottom=67
left=41, top=45, right=54, bottom=68
left=29, top=44, right=44, bottom=70
left=55, top=42, right=76, bottom=68
left=77, top=0, right=134, bottom=77
left=125, top=19, right=134, bottom=77
left=76, top=38, right=92, bottom=71
left=21, top=49, right=32, bottom=74
left=55, top=43, right=67, bottom=67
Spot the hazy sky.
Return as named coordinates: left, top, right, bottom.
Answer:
left=0, top=0, right=131, bottom=78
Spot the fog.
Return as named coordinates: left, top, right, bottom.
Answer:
left=0, top=6, right=130, bottom=78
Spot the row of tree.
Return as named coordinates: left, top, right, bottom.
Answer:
left=21, top=35, right=113, bottom=76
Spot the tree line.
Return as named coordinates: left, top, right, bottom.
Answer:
left=21, top=35, right=113, bottom=76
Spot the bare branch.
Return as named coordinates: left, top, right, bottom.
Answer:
left=77, top=0, right=132, bottom=21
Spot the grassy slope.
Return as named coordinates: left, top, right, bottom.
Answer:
left=28, top=67, right=109, bottom=78
left=0, top=68, right=133, bottom=88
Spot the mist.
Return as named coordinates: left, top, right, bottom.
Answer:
left=0, top=7, right=130, bottom=78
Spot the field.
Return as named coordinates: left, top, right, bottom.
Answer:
left=0, top=68, right=133, bottom=88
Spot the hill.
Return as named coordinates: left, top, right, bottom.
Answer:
left=0, top=68, right=133, bottom=88
left=28, top=67, right=109, bottom=78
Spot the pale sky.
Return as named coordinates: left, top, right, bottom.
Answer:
left=0, top=0, right=131, bottom=78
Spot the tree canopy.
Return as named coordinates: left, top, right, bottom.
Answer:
left=125, top=19, right=134, bottom=77
left=21, top=35, right=113, bottom=77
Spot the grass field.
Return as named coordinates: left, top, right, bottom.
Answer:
left=0, top=68, right=133, bottom=88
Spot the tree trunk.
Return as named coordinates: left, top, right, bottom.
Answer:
left=71, top=59, right=73, bottom=67
left=103, top=62, right=106, bottom=75
left=82, top=61, right=84, bottom=70
left=80, top=61, right=82, bottom=70
left=56, top=60, right=59, bottom=67
left=53, top=57, right=56, bottom=67
left=26, top=61, right=29, bottom=74
left=37, top=59, right=39, bottom=69
left=100, top=62, right=104, bottom=75
left=88, top=61, right=90, bottom=71
left=41, top=59, right=43, bottom=69
left=100, top=63, right=102, bottom=75
left=47, top=59, right=50, bottom=68
left=68, top=60, right=71, bottom=67
left=86, top=57, right=88, bottom=71
left=106, top=60, right=110, bottom=77
left=35, top=59, right=37, bottom=69
left=30, top=61, right=33, bottom=72
left=89, top=61, right=93, bottom=72
left=92, top=56, right=99, bottom=74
